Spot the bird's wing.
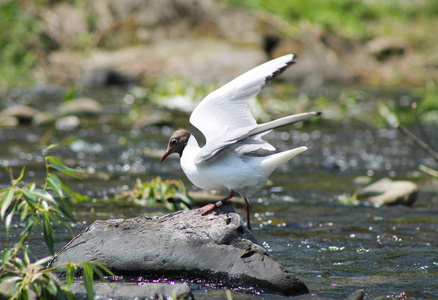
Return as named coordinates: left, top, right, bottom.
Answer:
left=189, top=54, right=295, bottom=143
left=194, top=112, right=320, bottom=164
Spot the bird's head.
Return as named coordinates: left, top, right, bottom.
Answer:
left=160, top=129, right=191, bottom=162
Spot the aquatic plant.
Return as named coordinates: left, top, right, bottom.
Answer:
left=0, top=145, right=112, bottom=300
left=117, top=176, right=192, bottom=211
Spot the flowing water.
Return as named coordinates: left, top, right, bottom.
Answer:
left=0, top=85, right=437, bottom=299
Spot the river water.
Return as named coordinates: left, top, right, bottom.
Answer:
left=0, top=85, right=437, bottom=299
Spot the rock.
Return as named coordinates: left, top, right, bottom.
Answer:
left=357, top=178, right=418, bottom=206
left=366, top=38, right=409, bottom=61
left=33, top=111, right=56, bottom=126
left=55, top=115, right=81, bottom=130
left=0, top=105, right=39, bottom=124
left=346, top=288, right=365, bottom=300
left=0, top=116, right=19, bottom=127
left=56, top=97, right=103, bottom=117
left=69, top=282, right=193, bottom=300
left=78, top=67, right=137, bottom=87
left=51, top=206, right=309, bottom=296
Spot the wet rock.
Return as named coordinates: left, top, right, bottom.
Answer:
left=357, top=178, right=418, bottom=206
left=56, top=97, right=103, bottom=117
left=366, top=38, right=409, bottom=61
left=79, top=67, right=137, bottom=87
left=51, top=206, right=309, bottom=296
left=346, top=288, right=365, bottom=300
left=55, top=115, right=80, bottom=130
left=69, top=282, right=193, bottom=300
left=0, top=116, right=19, bottom=127
left=33, top=112, right=56, bottom=126
left=0, top=105, right=39, bottom=124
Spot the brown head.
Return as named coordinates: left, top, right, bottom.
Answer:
left=160, top=129, right=191, bottom=163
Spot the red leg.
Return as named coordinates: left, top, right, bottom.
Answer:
left=198, top=190, right=235, bottom=215
left=244, top=197, right=252, bottom=231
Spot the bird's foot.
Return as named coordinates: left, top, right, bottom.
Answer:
left=198, top=203, right=217, bottom=215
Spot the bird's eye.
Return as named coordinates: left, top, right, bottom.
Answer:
left=171, top=138, right=178, bottom=145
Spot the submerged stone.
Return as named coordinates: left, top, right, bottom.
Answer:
left=51, top=206, right=308, bottom=297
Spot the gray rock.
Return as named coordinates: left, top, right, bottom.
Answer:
left=69, top=281, right=193, bottom=300
left=366, top=38, right=409, bottom=61
left=79, top=67, right=137, bottom=87
left=33, top=111, right=56, bottom=126
left=0, top=116, right=19, bottom=127
left=57, top=97, right=103, bottom=117
left=55, top=115, right=81, bottom=130
left=0, top=105, right=39, bottom=124
left=357, top=178, right=418, bottom=206
left=346, top=288, right=365, bottom=300
left=51, top=206, right=308, bottom=296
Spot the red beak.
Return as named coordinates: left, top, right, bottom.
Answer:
left=160, top=151, right=171, bottom=163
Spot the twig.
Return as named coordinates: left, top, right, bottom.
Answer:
left=419, top=164, right=438, bottom=177
left=397, top=123, right=438, bottom=163
left=412, top=102, right=434, bottom=149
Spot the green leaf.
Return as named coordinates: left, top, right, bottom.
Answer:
left=28, top=182, right=36, bottom=192
left=1, top=249, right=13, bottom=269
left=66, top=262, right=77, bottom=288
left=32, top=189, right=56, bottom=204
left=46, top=277, right=58, bottom=295
left=46, top=175, right=63, bottom=199
left=22, top=190, right=38, bottom=210
left=47, top=156, right=82, bottom=179
left=34, top=256, right=54, bottom=266
left=43, top=144, right=58, bottom=156
left=1, top=188, right=14, bottom=220
left=43, top=212, right=55, bottom=255
left=0, top=275, right=22, bottom=284
left=5, top=210, right=14, bottom=238
left=16, top=167, right=26, bottom=183
left=20, top=202, right=29, bottom=222
left=82, top=263, right=94, bottom=300
left=23, top=249, right=30, bottom=265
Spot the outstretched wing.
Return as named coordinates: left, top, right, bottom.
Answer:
left=194, top=112, right=320, bottom=164
left=189, top=54, right=295, bottom=143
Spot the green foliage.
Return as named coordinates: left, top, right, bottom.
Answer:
left=0, top=0, right=42, bottom=87
left=0, top=145, right=112, bottom=300
left=1, top=252, right=113, bottom=300
left=118, top=176, right=192, bottom=211
left=417, top=80, right=438, bottom=123
left=222, top=0, right=438, bottom=39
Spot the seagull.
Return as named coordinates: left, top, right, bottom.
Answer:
left=160, top=54, right=320, bottom=231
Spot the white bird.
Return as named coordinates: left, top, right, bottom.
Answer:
left=160, top=54, right=320, bottom=231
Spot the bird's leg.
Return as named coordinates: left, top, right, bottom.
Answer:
left=198, top=190, right=235, bottom=215
left=244, top=197, right=252, bottom=231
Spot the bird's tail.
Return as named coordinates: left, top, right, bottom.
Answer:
left=258, top=146, right=307, bottom=176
